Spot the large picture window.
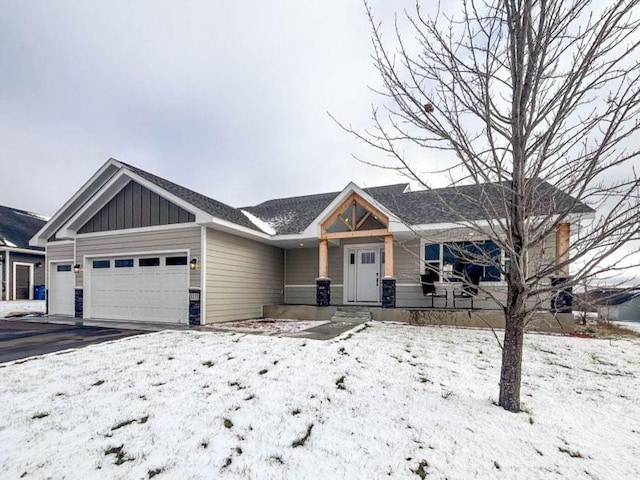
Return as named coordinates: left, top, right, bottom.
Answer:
left=423, top=240, right=507, bottom=282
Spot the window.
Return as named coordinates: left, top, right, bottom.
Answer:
left=56, top=264, right=72, bottom=272
left=115, top=259, right=134, bottom=268
left=424, top=240, right=505, bottom=282
left=92, top=260, right=110, bottom=269
left=166, top=256, right=188, bottom=266
left=360, top=252, right=375, bottom=264
left=139, top=257, right=160, bottom=267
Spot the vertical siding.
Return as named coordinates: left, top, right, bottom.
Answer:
left=75, top=226, right=201, bottom=288
left=206, top=228, right=284, bottom=323
left=78, top=180, right=195, bottom=233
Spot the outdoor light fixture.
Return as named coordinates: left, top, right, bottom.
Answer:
left=35, top=262, right=42, bottom=268
left=299, top=243, right=304, bottom=247
left=190, top=258, right=198, bottom=270
left=73, top=264, right=81, bottom=273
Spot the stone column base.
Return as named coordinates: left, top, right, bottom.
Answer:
left=189, top=289, right=201, bottom=325
left=382, top=278, right=396, bottom=308
left=74, top=288, right=84, bottom=318
left=316, top=278, right=331, bottom=307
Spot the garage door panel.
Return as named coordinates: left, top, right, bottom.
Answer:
left=88, top=255, right=189, bottom=323
left=50, top=263, right=75, bottom=316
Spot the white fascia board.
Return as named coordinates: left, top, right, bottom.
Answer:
left=30, top=158, right=121, bottom=247
left=0, top=246, right=46, bottom=255
left=205, top=219, right=272, bottom=244
left=56, top=169, right=215, bottom=238
left=299, top=182, right=406, bottom=238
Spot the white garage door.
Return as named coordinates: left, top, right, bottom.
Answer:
left=88, top=254, right=189, bottom=323
left=49, top=263, right=75, bottom=316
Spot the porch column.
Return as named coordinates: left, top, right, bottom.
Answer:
left=551, top=222, right=572, bottom=313
left=556, top=223, right=570, bottom=276
left=382, top=235, right=396, bottom=308
left=316, top=239, right=331, bottom=307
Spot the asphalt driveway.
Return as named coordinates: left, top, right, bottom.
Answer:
left=0, top=320, right=147, bottom=363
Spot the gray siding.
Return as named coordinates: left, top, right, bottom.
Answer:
left=285, top=246, right=343, bottom=285
left=46, top=242, right=75, bottom=296
left=78, top=180, right=195, bottom=233
left=75, top=226, right=201, bottom=288
left=206, top=228, right=284, bottom=323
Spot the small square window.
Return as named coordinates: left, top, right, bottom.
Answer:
left=139, top=257, right=160, bottom=267
left=92, top=260, right=110, bottom=269
left=115, top=259, right=134, bottom=268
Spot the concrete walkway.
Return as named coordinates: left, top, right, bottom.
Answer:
left=285, top=318, right=369, bottom=340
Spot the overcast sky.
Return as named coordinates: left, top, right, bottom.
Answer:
left=0, top=0, right=421, bottom=217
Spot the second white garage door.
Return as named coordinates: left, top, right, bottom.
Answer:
left=88, top=254, right=189, bottom=323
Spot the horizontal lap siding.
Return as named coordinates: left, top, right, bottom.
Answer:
left=206, top=229, right=284, bottom=323
left=75, top=226, right=201, bottom=288
left=285, top=246, right=343, bottom=285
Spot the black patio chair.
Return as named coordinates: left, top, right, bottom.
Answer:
left=420, top=270, right=447, bottom=308
left=452, top=265, right=482, bottom=309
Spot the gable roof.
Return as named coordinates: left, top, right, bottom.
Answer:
left=0, top=204, right=47, bottom=251
left=118, top=161, right=258, bottom=231
left=244, top=180, right=594, bottom=234
left=243, top=184, right=409, bottom=235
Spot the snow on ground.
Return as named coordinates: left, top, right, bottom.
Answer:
left=0, top=300, right=45, bottom=318
left=617, top=321, right=640, bottom=333
left=210, top=318, right=329, bottom=334
left=1, top=323, right=639, bottom=479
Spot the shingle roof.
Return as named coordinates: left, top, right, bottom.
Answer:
left=118, top=161, right=258, bottom=230
left=243, top=184, right=410, bottom=235
left=0, top=205, right=47, bottom=251
left=244, top=180, right=594, bottom=234
left=113, top=160, right=595, bottom=236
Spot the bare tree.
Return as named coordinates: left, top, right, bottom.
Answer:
left=341, top=0, right=640, bottom=412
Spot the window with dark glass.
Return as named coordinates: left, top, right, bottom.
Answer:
left=56, top=264, right=72, bottom=272
left=139, top=257, right=160, bottom=267
left=166, top=256, right=188, bottom=266
left=115, top=259, right=134, bottom=268
left=92, top=260, right=110, bottom=269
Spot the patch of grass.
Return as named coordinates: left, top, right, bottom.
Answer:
left=151, top=382, right=165, bottom=387
left=104, top=445, right=133, bottom=465
left=54, top=392, right=66, bottom=397
left=338, top=347, right=348, bottom=356
left=136, top=360, right=145, bottom=365
left=200, top=441, right=209, bottom=449
left=412, top=460, right=429, bottom=479
left=259, top=369, right=268, bottom=375
left=222, top=457, right=232, bottom=468
left=92, top=380, right=105, bottom=387
left=202, top=361, right=214, bottom=368
left=167, top=356, right=174, bottom=360
left=292, top=408, right=301, bottom=416
left=244, top=394, right=256, bottom=401
left=148, top=467, right=164, bottom=478
left=273, top=360, right=279, bottom=365
left=558, top=446, right=584, bottom=458
left=111, top=415, right=149, bottom=431
left=441, top=391, right=453, bottom=399
left=336, top=376, right=346, bottom=390
left=292, top=423, right=314, bottom=448
left=271, top=455, right=284, bottom=465
left=224, top=418, right=234, bottom=429
left=494, top=461, right=501, bottom=470
left=235, top=447, right=243, bottom=455
left=31, top=412, right=49, bottom=420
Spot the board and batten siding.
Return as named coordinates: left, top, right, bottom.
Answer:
left=75, top=226, right=201, bottom=289
left=206, top=228, right=284, bottom=323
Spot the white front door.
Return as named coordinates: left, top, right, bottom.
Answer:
left=355, top=248, right=380, bottom=302
left=49, top=263, right=75, bottom=316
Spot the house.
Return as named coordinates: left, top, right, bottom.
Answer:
left=0, top=204, right=47, bottom=301
left=30, top=158, right=594, bottom=325
left=594, top=288, right=640, bottom=322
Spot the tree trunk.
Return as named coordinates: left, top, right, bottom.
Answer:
left=499, top=293, right=526, bottom=412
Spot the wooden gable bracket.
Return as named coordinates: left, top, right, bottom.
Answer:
left=320, top=192, right=389, bottom=240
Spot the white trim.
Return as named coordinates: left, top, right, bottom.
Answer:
left=48, top=259, right=75, bottom=316
left=0, top=246, right=46, bottom=255
left=342, top=242, right=385, bottom=305
left=30, top=158, right=121, bottom=247
left=76, top=222, right=199, bottom=239
left=285, top=284, right=345, bottom=288
left=12, top=261, right=34, bottom=300
left=45, top=240, right=75, bottom=245
left=3, top=251, right=8, bottom=301
left=200, top=225, right=207, bottom=326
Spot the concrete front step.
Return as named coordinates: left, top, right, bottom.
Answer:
left=331, top=308, right=372, bottom=323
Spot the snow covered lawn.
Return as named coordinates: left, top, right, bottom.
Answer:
left=210, top=318, right=329, bottom=334
left=0, top=300, right=45, bottom=318
left=1, top=323, right=639, bottom=479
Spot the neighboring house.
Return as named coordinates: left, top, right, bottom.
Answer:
left=0, top=204, right=47, bottom=301
left=30, top=158, right=594, bottom=325
left=594, top=289, right=640, bottom=322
